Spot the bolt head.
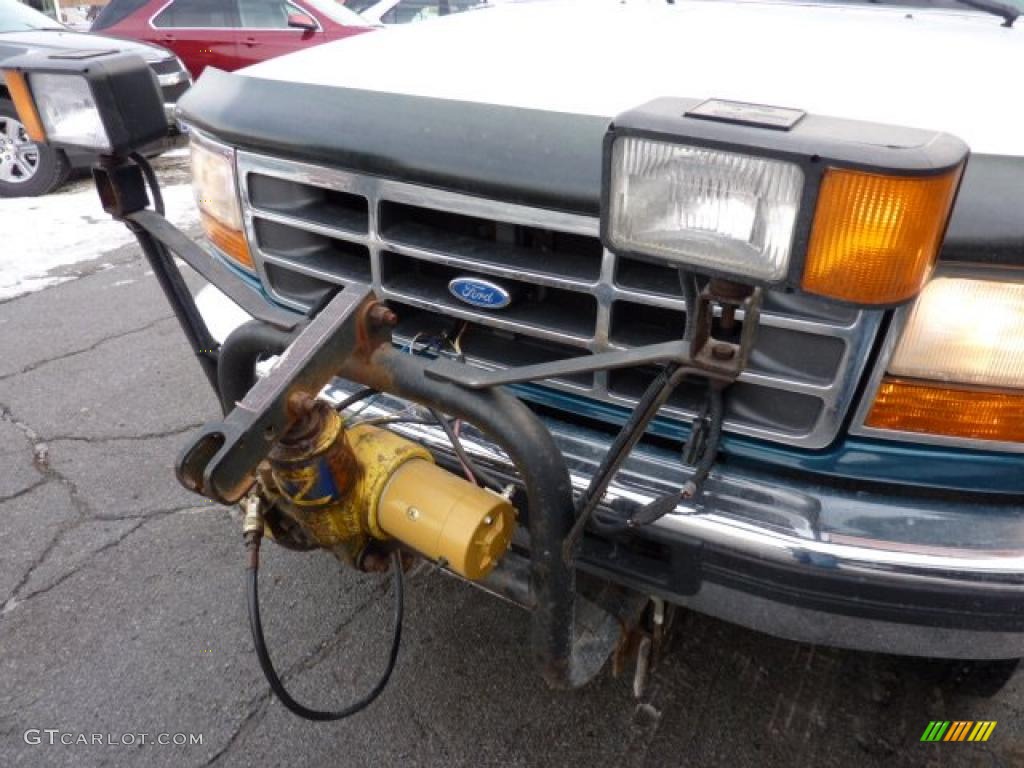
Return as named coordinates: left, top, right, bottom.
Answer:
left=368, top=304, right=398, bottom=328
left=711, top=343, right=735, bottom=361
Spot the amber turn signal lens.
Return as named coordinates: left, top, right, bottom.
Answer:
left=866, top=377, right=1024, bottom=443
left=200, top=211, right=253, bottom=270
left=2, top=69, right=46, bottom=142
left=802, top=166, right=962, bottom=305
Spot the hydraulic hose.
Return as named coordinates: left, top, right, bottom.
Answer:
left=246, top=531, right=403, bottom=721
left=218, top=325, right=583, bottom=688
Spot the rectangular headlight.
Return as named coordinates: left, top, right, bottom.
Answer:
left=864, top=276, right=1024, bottom=444
left=601, top=98, right=968, bottom=307
left=888, top=277, right=1024, bottom=388
left=2, top=50, right=167, bottom=155
left=608, top=138, right=803, bottom=282
left=30, top=72, right=111, bottom=151
left=189, top=133, right=252, bottom=271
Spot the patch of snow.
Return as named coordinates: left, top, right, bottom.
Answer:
left=3, top=275, right=74, bottom=298
left=0, top=181, right=197, bottom=301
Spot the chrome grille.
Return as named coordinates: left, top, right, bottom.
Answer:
left=237, top=150, right=882, bottom=449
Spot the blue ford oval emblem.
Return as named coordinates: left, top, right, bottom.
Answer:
left=448, top=276, right=513, bottom=309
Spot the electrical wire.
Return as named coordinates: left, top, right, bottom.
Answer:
left=246, top=534, right=403, bottom=721
left=352, top=416, right=436, bottom=428
left=683, top=382, right=724, bottom=495
left=426, top=407, right=504, bottom=491
left=563, top=269, right=731, bottom=560
left=333, top=387, right=379, bottom=416
left=348, top=401, right=421, bottom=427
left=130, top=152, right=165, bottom=216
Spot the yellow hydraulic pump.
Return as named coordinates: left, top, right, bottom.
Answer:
left=262, top=396, right=516, bottom=580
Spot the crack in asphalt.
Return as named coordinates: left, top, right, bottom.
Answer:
left=0, top=314, right=174, bottom=383
left=202, top=697, right=272, bottom=767
left=0, top=477, right=47, bottom=505
left=1, top=528, right=66, bottom=618
left=204, top=581, right=392, bottom=765
left=0, top=402, right=91, bottom=516
left=2, top=519, right=147, bottom=614
left=45, top=422, right=205, bottom=444
left=0, top=505, right=204, bottom=617
left=0, top=400, right=209, bottom=615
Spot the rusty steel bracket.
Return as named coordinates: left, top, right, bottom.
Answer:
left=426, top=282, right=762, bottom=389
left=176, top=284, right=392, bottom=504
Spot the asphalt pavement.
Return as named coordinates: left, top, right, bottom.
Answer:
left=1, top=167, right=1022, bottom=768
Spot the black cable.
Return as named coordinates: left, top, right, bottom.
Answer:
left=562, top=270, right=704, bottom=560
left=353, top=416, right=436, bottom=428
left=589, top=382, right=727, bottom=535
left=130, top=152, right=164, bottom=216
left=333, top=387, right=379, bottom=413
left=563, top=270, right=742, bottom=554
left=561, top=362, right=688, bottom=559
left=246, top=538, right=403, bottom=721
left=426, top=407, right=504, bottom=491
left=679, top=270, right=700, bottom=343
left=686, top=383, right=724, bottom=494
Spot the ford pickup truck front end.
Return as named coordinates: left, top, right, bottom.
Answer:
left=6, top=0, right=1022, bottom=714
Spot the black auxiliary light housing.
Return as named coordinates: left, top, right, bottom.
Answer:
left=2, top=50, right=173, bottom=217
left=600, top=97, right=970, bottom=308
left=2, top=49, right=167, bottom=156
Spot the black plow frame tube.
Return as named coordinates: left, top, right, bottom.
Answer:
left=129, top=223, right=221, bottom=393
left=216, top=320, right=298, bottom=414
left=217, top=320, right=586, bottom=689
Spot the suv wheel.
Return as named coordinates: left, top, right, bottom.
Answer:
left=0, top=98, right=71, bottom=197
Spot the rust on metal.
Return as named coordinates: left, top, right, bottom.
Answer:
left=354, top=300, right=397, bottom=363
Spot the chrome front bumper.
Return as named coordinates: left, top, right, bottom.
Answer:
left=196, top=283, right=1024, bottom=660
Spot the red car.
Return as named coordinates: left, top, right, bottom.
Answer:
left=92, top=0, right=375, bottom=78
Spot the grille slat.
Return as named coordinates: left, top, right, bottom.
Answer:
left=381, top=200, right=603, bottom=284
left=380, top=251, right=599, bottom=343
left=238, top=151, right=882, bottom=449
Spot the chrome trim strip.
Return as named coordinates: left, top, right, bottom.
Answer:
left=608, top=284, right=862, bottom=337
left=234, top=149, right=882, bottom=450
left=673, top=582, right=1023, bottom=660
left=381, top=240, right=601, bottom=294
left=149, top=0, right=323, bottom=31
left=313, top=381, right=1024, bottom=584
left=157, top=70, right=190, bottom=87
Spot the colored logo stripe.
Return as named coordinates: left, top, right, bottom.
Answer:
left=920, top=721, right=997, bottom=742
left=969, top=722, right=997, bottom=742
left=944, top=722, right=972, bottom=741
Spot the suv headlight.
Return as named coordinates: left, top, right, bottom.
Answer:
left=602, top=98, right=967, bottom=307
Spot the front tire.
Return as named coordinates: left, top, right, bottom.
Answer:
left=0, top=98, right=71, bottom=197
